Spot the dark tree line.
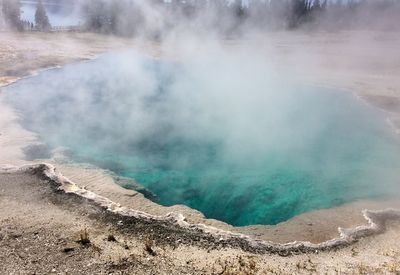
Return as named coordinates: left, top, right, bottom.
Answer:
left=82, top=0, right=145, bottom=36
left=1, top=0, right=51, bottom=31
left=81, top=0, right=400, bottom=37
left=3, top=0, right=400, bottom=34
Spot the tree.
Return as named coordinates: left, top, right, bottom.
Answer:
left=83, top=0, right=112, bottom=33
left=35, top=0, right=51, bottom=31
left=313, top=0, right=322, bottom=11
left=321, top=0, right=328, bottom=11
left=2, top=0, right=22, bottom=31
left=287, top=0, right=310, bottom=28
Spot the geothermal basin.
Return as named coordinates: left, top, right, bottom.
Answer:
left=4, top=51, right=400, bottom=227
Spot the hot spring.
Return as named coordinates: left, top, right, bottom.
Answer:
left=5, top=51, right=400, bottom=226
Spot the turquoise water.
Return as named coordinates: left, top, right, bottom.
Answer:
left=5, top=52, right=400, bottom=226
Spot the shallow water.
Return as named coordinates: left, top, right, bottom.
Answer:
left=5, top=52, right=400, bottom=226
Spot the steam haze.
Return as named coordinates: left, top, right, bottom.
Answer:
left=6, top=42, right=400, bottom=225
left=3, top=0, right=400, bottom=225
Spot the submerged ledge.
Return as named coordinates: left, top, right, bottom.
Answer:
left=1, top=163, right=400, bottom=255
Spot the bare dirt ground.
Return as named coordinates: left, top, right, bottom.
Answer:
left=1, top=30, right=400, bottom=274
left=2, top=166, right=400, bottom=274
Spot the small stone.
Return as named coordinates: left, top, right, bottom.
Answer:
left=107, top=235, right=117, bottom=242
left=62, top=247, right=75, bottom=253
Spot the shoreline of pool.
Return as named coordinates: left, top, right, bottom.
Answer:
left=1, top=30, right=400, bottom=246
left=1, top=68, right=400, bottom=245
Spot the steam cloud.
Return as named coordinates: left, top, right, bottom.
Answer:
left=3, top=0, right=400, bottom=225
left=6, top=43, right=400, bottom=225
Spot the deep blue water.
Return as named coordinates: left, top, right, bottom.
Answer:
left=4, top=52, right=400, bottom=226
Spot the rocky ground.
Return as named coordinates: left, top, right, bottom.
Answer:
left=1, top=165, right=400, bottom=274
